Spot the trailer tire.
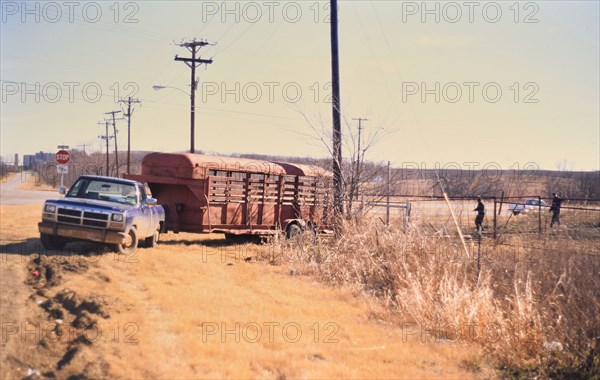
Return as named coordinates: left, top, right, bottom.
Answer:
left=286, top=223, right=302, bottom=239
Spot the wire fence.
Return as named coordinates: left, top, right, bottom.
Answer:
left=358, top=194, right=600, bottom=238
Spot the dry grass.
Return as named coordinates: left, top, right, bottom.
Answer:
left=264, top=219, right=600, bottom=377
left=1, top=205, right=487, bottom=379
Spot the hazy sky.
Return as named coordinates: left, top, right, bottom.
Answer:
left=1, top=0, right=599, bottom=171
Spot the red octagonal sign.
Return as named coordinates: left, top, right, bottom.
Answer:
left=56, top=150, right=70, bottom=165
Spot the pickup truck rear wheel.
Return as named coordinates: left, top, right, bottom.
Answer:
left=143, top=229, right=159, bottom=248
left=117, top=226, right=138, bottom=255
left=40, top=233, right=67, bottom=250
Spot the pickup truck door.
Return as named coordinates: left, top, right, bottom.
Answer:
left=137, top=185, right=152, bottom=238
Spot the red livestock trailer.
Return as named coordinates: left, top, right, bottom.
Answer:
left=126, top=153, right=333, bottom=238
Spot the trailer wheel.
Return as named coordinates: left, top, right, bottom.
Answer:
left=225, top=234, right=261, bottom=244
left=40, top=233, right=67, bottom=250
left=286, top=223, right=302, bottom=239
left=118, top=226, right=138, bottom=255
left=224, top=233, right=240, bottom=242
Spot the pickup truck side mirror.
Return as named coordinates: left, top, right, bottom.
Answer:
left=59, top=186, right=66, bottom=195
left=146, top=197, right=157, bottom=206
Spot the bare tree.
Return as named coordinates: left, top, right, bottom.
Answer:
left=294, top=108, right=387, bottom=220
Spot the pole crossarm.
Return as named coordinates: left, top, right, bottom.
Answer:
left=174, top=56, right=213, bottom=65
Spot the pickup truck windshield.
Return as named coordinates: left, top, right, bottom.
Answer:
left=66, top=178, right=137, bottom=205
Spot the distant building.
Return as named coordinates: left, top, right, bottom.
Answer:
left=23, top=151, right=54, bottom=169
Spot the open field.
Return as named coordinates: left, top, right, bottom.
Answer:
left=0, top=204, right=491, bottom=379
left=2, top=176, right=598, bottom=378
left=366, top=199, right=600, bottom=237
left=269, top=218, right=600, bottom=378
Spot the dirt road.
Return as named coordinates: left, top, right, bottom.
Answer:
left=1, top=203, right=488, bottom=378
left=1, top=172, right=56, bottom=205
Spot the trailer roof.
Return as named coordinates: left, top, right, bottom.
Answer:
left=142, top=153, right=332, bottom=178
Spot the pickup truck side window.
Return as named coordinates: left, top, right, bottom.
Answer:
left=67, top=179, right=85, bottom=197
left=138, top=184, right=147, bottom=203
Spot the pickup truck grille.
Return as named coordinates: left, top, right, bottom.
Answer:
left=57, top=208, right=109, bottom=228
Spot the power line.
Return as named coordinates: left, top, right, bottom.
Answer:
left=76, top=144, right=91, bottom=155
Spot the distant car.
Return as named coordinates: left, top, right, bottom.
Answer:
left=508, top=198, right=548, bottom=215
left=38, top=175, right=165, bottom=254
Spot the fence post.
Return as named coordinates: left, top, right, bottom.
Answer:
left=538, top=195, right=542, bottom=234
left=493, top=197, right=497, bottom=238
left=386, top=161, right=391, bottom=226
left=404, top=202, right=411, bottom=232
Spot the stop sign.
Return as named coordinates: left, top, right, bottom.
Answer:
left=56, top=150, right=70, bottom=165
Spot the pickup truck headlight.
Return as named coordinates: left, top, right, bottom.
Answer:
left=44, top=204, right=56, bottom=213
left=111, top=213, right=124, bottom=222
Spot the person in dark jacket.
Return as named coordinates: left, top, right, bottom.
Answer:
left=474, top=196, right=485, bottom=232
left=549, top=193, right=562, bottom=227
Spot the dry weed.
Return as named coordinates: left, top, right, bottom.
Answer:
left=266, top=219, right=600, bottom=377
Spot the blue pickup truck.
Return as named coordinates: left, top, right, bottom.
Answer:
left=38, top=175, right=165, bottom=254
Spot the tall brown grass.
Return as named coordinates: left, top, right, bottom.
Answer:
left=265, top=220, right=600, bottom=377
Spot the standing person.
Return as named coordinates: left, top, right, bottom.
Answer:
left=474, top=196, right=485, bottom=232
left=549, top=192, right=562, bottom=227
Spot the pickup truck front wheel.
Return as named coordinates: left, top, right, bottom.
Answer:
left=117, top=226, right=138, bottom=255
left=40, top=233, right=67, bottom=250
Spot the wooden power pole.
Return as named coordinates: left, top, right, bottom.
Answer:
left=98, top=121, right=113, bottom=176
left=105, top=111, right=121, bottom=177
left=330, top=0, right=343, bottom=219
left=120, top=97, right=141, bottom=174
left=175, top=39, right=214, bottom=153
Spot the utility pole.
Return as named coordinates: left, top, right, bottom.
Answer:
left=352, top=117, right=367, bottom=202
left=105, top=111, right=121, bottom=177
left=330, top=0, right=343, bottom=220
left=175, top=39, right=214, bottom=153
left=120, top=97, right=141, bottom=174
left=76, top=144, right=91, bottom=155
left=98, top=121, right=113, bottom=176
